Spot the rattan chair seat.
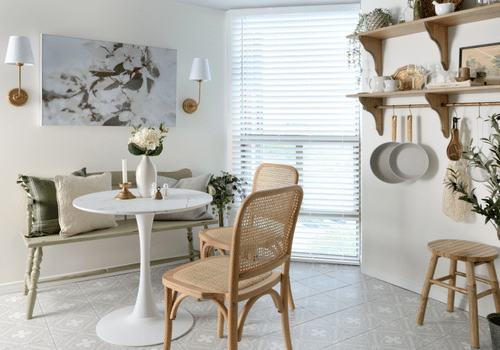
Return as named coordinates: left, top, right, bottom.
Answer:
left=169, top=255, right=273, bottom=294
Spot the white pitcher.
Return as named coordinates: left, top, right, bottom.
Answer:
left=369, top=76, right=392, bottom=93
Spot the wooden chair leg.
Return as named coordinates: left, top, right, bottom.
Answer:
left=163, top=287, right=174, bottom=350
left=26, top=247, right=42, bottom=320
left=227, top=300, right=238, bottom=350
left=24, top=248, right=35, bottom=295
left=466, top=261, right=479, bottom=349
left=287, top=279, right=295, bottom=310
left=486, top=261, right=500, bottom=313
left=186, top=228, right=195, bottom=262
left=447, top=259, right=457, bottom=312
left=280, top=276, right=293, bottom=350
left=217, top=308, right=224, bottom=338
left=416, top=254, right=439, bottom=325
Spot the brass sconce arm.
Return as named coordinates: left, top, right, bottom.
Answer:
left=183, top=79, right=202, bottom=114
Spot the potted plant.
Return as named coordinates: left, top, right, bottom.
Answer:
left=446, top=113, right=500, bottom=239
left=209, top=171, right=247, bottom=227
left=348, top=8, right=395, bottom=85
left=446, top=112, right=500, bottom=347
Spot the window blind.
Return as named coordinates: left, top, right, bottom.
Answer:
left=228, top=6, right=361, bottom=264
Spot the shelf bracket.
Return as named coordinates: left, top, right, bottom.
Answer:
left=359, top=96, right=384, bottom=136
left=359, top=36, right=383, bottom=76
left=425, top=93, right=449, bottom=138
left=425, top=22, right=449, bottom=71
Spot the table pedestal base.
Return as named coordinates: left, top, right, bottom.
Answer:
left=96, top=303, right=193, bottom=346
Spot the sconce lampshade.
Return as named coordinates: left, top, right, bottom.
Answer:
left=5, top=36, right=34, bottom=107
left=188, top=58, right=211, bottom=82
left=5, top=36, right=34, bottom=66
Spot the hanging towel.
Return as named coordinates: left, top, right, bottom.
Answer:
left=442, top=159, right=472, bottom=222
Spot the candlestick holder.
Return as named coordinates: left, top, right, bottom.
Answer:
left=115, top=182, right=136, bottom=200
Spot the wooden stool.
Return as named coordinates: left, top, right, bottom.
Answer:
left=416, top=239, right=500, bottom=348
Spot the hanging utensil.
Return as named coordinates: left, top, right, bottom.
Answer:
left=447, top=116, right=462, bottom=161
left=467, top=105, right=489, bottom=182
left=389, top=114, right=429, bottom=180
left=370, top=115, right=405, bottom=184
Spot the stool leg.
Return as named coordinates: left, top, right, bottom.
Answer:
left=416, top=254, right=439, bottom=325
left=447, top=259, right=457, bottom=312
left=486, top=261, right=500, bottom=312
left=466, top=261, right=479, bottom=349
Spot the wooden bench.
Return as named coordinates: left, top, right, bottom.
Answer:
left=21, top=169, right=217, bottom=319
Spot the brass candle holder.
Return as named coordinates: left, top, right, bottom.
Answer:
left=115, top=182, right=136, bottom=200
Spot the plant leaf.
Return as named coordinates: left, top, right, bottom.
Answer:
left=123, top=72, right=143, bottom=91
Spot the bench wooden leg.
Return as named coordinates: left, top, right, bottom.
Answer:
left=466, top=261, right=479, bottom=348
left=186, top=227, right=195, bottom=262
left=416, top=254, right=439, bottom=325
left=447, top=259, right=457, bottom=312
left=24, top=248, right=35, bottom=295
left=486, top=261, right=500, bottom=313
left=26, top=247, right=42, bottom=320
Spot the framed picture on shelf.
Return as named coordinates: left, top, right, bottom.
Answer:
left=459, top=42, right=500, bottom=85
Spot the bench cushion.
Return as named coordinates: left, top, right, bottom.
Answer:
left=55, top=172, right=117, bottom=238
left=155, top=173, right=213, bottom=221
left=18, top=168, right=87, bottom=237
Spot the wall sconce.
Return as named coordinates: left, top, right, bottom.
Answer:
left=4, top=36, right=34, bottom=107
left=182, top=58, right=211, bottom=114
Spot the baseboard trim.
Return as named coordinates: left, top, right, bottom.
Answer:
left=0, top=257, right=190, bottom=296
left=361, top=265, right=494, bottom=318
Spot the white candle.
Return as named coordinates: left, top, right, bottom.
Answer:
left=122, top=158, right=127, bottom=183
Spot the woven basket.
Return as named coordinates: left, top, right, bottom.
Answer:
left=365, top=13, right=390, bottom=31
left=422, top=0, right=464, bottom=18
left=487, top=313, right=500, bottom=349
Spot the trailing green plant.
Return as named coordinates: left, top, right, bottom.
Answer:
left=348, top=8, right=394, bottom=85
left=446, top=113, right=500, bottom=238
left=209, top=171, right=248, bottom=227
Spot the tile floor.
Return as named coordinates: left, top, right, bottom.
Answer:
left=0, top=262, right=494, bottom=349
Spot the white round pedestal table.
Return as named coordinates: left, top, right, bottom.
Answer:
left=73, top=188, right=213, bottom=347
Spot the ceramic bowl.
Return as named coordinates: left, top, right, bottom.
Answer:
left=433, top=2, right=455, bottom=15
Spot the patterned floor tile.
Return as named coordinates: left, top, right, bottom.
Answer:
left=0, top=319, right=54, bottom=348
left=259, top=305, right=319, bottom=327
left=294, top=294, right=350, bottom=317
left=325, top=285, right=378, bottom=307
left=2, top=263, right=495, bottom=350
left=290, top=317, right=353, bottom=349
left=322, top=304, right=390, bottom=336
left=418, top=326, right=493, bottom=350
left=299, top=274, right=348, bottom=293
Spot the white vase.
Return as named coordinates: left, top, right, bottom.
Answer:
left=136, top=156, right=157, bottom=198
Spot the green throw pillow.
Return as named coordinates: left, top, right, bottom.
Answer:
left=18, top=168, right=87, bottom=237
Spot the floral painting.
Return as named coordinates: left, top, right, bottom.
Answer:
left=41, top=34, right=177, bottom=126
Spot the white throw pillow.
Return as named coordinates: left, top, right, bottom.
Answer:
left=155, top=173, right=213, bottom=221
left=55, top=172, right=117, bottom=238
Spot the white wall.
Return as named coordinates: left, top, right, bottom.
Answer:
left=0, top=0, right=226, bottom=287
left=360, top=0, right=500, bottom=316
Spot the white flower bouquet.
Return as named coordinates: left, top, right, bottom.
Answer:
left=128, top=124, right=169, bottom=156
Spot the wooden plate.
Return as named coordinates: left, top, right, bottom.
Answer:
left=391, top=65, right=425, bottom=91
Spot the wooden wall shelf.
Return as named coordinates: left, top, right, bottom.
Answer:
left=347, top=5, right=500, bottom=138
left=347, top=86, right=500, bottom=138
left=348, top=3, right=500, bottom=75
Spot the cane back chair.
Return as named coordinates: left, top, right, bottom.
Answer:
left=162, top=185, right=303, bottom=350
left=199, top=163, right=299, bottom=309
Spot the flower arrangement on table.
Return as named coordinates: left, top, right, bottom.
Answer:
left=128, top=124, right=169, bottom=156
left=209, top=172, right=248, bottom=227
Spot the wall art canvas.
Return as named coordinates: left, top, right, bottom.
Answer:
left=459, top=42, right=500, bottom=84
left=41, top=34, right=177, bottom=126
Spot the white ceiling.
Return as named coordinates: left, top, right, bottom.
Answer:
left=170, top=0, right=358, bottom=11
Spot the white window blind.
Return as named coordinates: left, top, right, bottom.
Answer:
left=228, top=5, right=360, bottom=263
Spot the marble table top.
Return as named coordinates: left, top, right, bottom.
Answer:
left=73, top=188, right=213, bottom=216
